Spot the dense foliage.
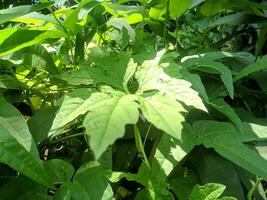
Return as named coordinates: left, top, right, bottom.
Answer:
left=0, top=0, right=267, bottom=199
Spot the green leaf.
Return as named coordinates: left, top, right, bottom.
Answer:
left=45, top=159, right=75, bottom=184
left=234, top=56, right=267, bottom=81
left=48, top=88, right=92, bottom=137
left=107, top=18, right=136, bottom=43
left=0, top=2, right=53, bottom=25
left=151, top=123, right=195, bottom=181
left=161, top=78, right=207, bottom=111
left=183, top=58, right=234, bottom=98
left=189, top=183, right=227, bottom=200
left=123, top=59, right=137, bottom=93
left=193, top=121, right=267, bottom=181
left=135, top=59, right=165, bottom=93
left=189, top=148, right=245, bottom=199
left=139, top=94, right=185, bottom=140
left=20, top=45, right=59, bottom=74
left=0, top=95, right=38, bottom=157
left=0, top=28, right=65, bottom=57
left=86, top=48, right=131, bottom=90
left=0, top=117, right=52, bottom=187
left=28, top=107, right=59, bottom=145
left=54, top=68, right=94, bottom=86
left=54, top=182, right=93, bottom=200
left=55, top=162, right=114, bottom=200
left=83, top=94, right=139, bottom=159
left=180, top=70, right=209, bottom=103
left=169, top=0, right=191, bottom=18
left=64, top=0, right=102, bottom=34
left=209, top=98, right=243, bottom=132
left=170, top=169, right=199, bottom=200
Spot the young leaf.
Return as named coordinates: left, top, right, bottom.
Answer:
left=139, top=95, right=185, bottom=140
left=83, top=94, right=139, bottom=159
left=189, top=183, right=235, bottom=200
left=107, top=18, right=136, bottom=43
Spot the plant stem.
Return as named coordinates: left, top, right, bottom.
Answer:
left=134, top=125, right=151, bottom=169
left=50, top=132, right=84, bottom=144
left=247, top=177, right=263, bottom=200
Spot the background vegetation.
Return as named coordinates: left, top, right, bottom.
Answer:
left=0, top=0, right=267, bottom=199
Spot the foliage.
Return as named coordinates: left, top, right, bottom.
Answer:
left=0, top=0, right=267, bottom=199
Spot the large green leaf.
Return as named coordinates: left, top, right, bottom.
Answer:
left=180, top=70, right=209, bottom=103
left=183, top=58, right=234, bottom=98
left=189, top=148, right=245, bottom=199
left=193, top=121, right=267, bottom=181
left=0, top=2, right=53, bottom=25
left=55, top=162, right=114, bottom=200
left=209, top=98, right=243, bottom=132
left=48, top=88, right=92, bottom=137
left=83, top=94, right=139, bottom=159
left=0, top=176, right=50, bottom=200
left=139, top=94, right=185, bottom=140
left=234, top=56, right=267, bottom=81
left=0, top=117, right=52, bottom=187
left=151, top=123, right=195, bottom=181
left=0, top=95, right=38, bottom=157
left=0, top=28, right=65, bottom=57
left=28, top=107, right=59, bottom=145
left=160, top=78, right=207, bottom=111
left=136, top=59, right=206, bottom=111
left=169, top=0, right=191, bottom=18
left=85, top=48, right=131, bottom=90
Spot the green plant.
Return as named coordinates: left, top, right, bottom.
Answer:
left=0, top=0, right=267, bottom=199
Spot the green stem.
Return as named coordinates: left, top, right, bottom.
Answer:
left=143, top=123, right=152, bottom=148
left=50, top=132, right=84, bottom=144
left=247, top=177, right=263, bottom=200
left=134, top=125, right=151, bottom=169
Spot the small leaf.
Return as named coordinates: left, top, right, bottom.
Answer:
left=189, top=183, right=226, bottom=200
